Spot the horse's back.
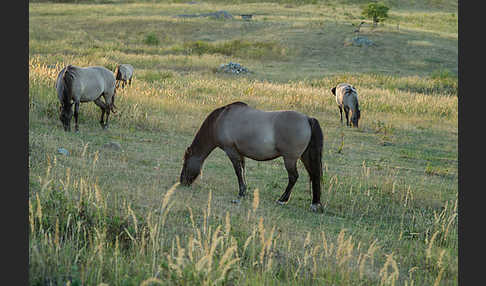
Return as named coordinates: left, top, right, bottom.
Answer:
left=216, top=103, right=311, bottom=160
left=68, top=65, right=116, bottom=101
left=335, top=83, right=358, bottom=107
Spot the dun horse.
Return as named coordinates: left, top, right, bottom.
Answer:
left=56, top=64, right=117, bottom=132
left=179, top=102, right=324, bottom=212
left=331, top=83, right=361, bottom=127
left=114, top=64, right=134, bottom=89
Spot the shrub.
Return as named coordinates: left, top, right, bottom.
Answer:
left=362, top=2, right=390, bottom=27
left=144, top=33, right=160, bottom=46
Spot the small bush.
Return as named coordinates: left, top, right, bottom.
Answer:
left=144, top=33, right=160, bottom=46
left=362, top=2, right=390, bottom=27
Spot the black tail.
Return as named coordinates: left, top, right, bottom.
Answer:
left=301, top=117, right=323, bottom=205
left=110, top=88, right=118, bottom=114
left=114, top=65, right=120, bottom=79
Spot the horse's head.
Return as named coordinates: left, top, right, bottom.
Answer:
left=59, top=103, right=73, bottom=131
left=180, top=147, right=202, bottom=186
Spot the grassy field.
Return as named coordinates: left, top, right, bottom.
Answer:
left=29, top=1, right=457, bottom=285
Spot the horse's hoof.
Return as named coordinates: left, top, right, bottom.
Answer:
left=276, top=200, right=287, bottom=206
left=231, top=199, right=241, bottom=204
left=310, top=203, right=324, bottom=213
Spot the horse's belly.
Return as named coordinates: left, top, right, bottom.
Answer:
left=235, top=134, right=279, bottom=161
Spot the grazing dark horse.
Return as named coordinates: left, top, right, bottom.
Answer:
left=179, top=102, right=324, bottom=212
left=331, top=83, right=361, bottom=127
left=114, top=64, right=134, bottom=89
left=56, top=64, right=117, bottom=132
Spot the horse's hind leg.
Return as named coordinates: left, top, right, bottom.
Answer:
left=99, top=94, right=113, bottom=129
left=338, top=106, right=343, bottom=124
left=277, top=157, right=299, bottom=204
left=94, top=98, right=107, bottom=128
left=344, top=106, right=350, bottom=126
left=73, top=102, right=80, bottom=132
left=223, top=147, right=247, bottom=200
left=103, top=99, right=111, bottom=129
left=300, top=152, right=313, bottom=197
left=300, top=153, right=322, bottom=210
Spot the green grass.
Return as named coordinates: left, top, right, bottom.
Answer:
left=29, top=1, right=457, bottom=285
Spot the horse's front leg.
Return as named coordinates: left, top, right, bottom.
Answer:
left=73, top=101, right=80, bottom=132
left=277, top=157, right=299, bottom=205
left=224, top=148, right=247, bottom=202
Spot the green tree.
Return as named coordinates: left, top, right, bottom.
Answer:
left=362, top=2, right=390, bottom=27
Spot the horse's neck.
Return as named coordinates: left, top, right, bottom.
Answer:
left=190, top=125, right=218, bottom=161
left=190, top=106, right=226, bottom=160
left=190, top=139, right=216, bottom=162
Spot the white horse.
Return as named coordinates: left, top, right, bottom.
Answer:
left=56, top=64, right=117, bottom=132
left=331, top=83, right=361, bottom=127
left=114, top=64, right=134, bottom=88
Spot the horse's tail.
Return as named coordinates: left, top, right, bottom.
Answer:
left=110, top=65, right=121, bottom=113
left=62, top=65, right=75, bottom=107
left=302, top=117, right=323, bottom=206
left=114, top=64, right=120, bottom=79
left=110, top=88, right=118, bottom=114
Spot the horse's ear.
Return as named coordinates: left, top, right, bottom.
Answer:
left=331, top=87, right=336, bottom=96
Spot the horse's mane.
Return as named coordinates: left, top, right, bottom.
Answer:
left=189, top=101, right=247, bottom=152
left=61, top=65, right=76, bottom=108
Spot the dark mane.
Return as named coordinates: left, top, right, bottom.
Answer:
left=188, top=102, right=247, bottom=153
left=61, top=65, right=76, bottom=108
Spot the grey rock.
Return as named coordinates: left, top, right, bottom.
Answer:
left=352, top=36, right=374, bottom=47
left=57, top=147, right=69, bottom=156
left=177, top=10, right=233, bottom=19
left=218, top=62, right=250, bottom=75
